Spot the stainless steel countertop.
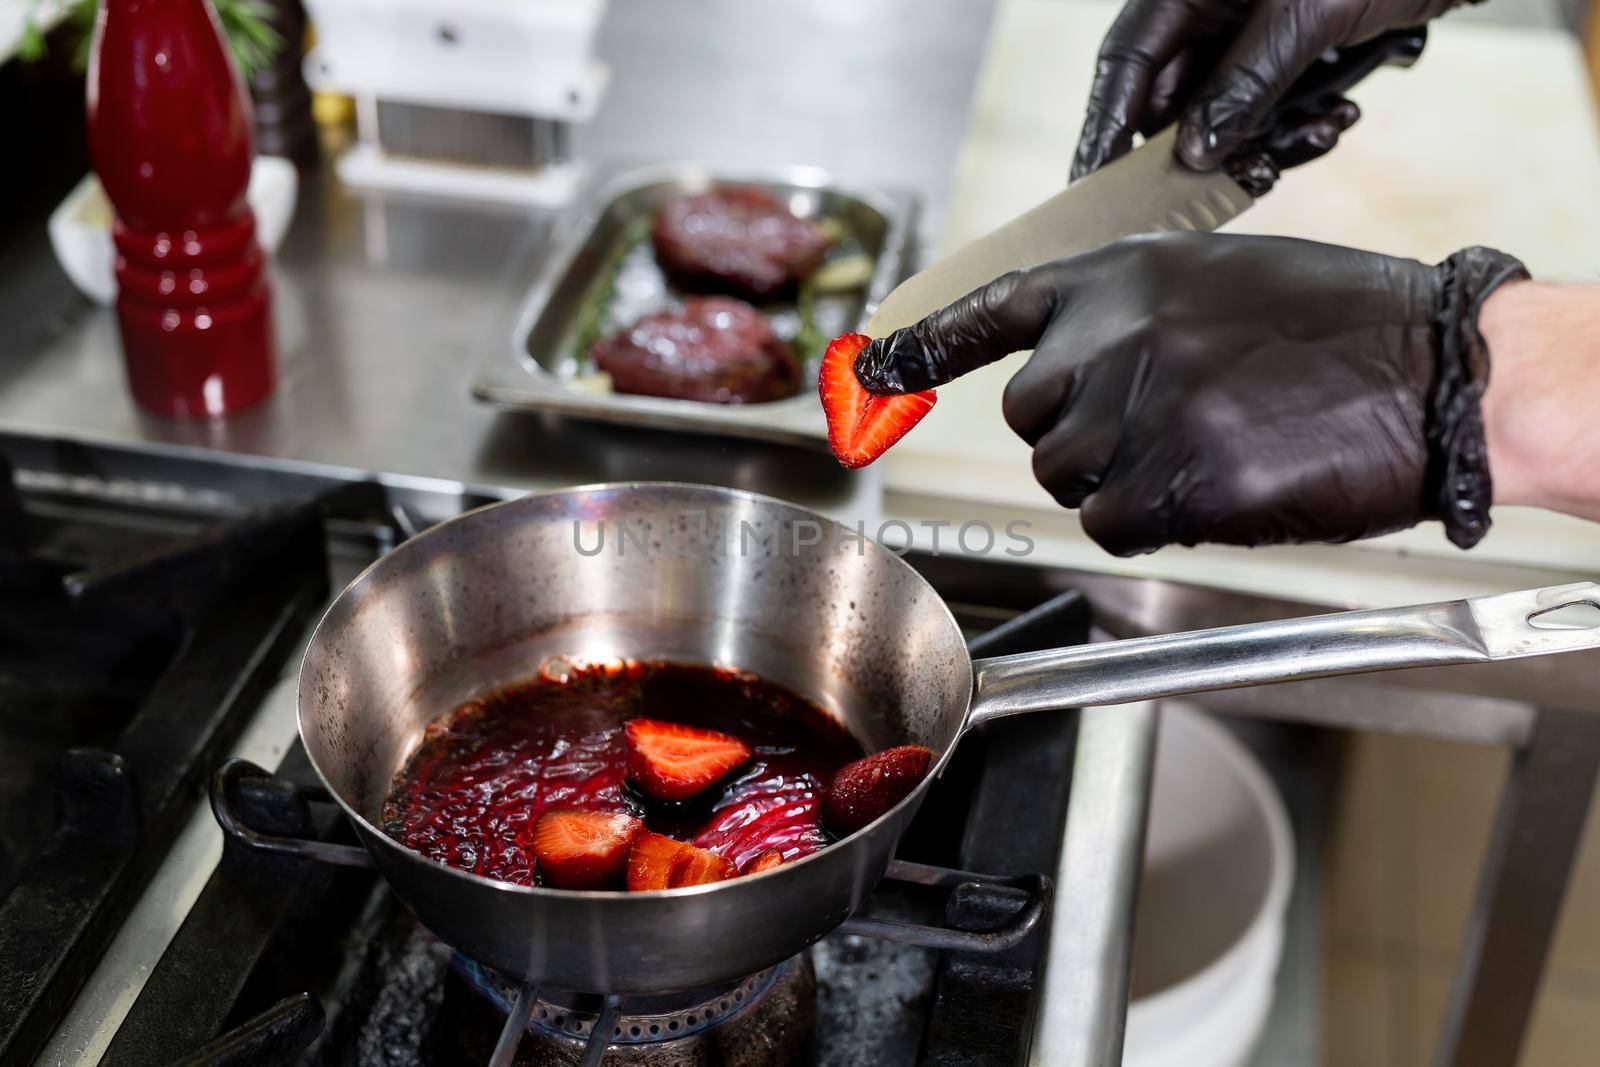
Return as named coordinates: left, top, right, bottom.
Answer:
left=0, top=0, right=995, bottom=526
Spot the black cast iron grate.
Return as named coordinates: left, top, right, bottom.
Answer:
left=0, top=453, right=330, bottom=1065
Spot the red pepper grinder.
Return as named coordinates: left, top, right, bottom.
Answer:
left=87, top=0, right=276, bottom=418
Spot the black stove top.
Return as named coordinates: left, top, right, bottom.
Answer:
left=0, top=446, right=1089, bottom=1067
left=0, top=454, right=329, bottom=1065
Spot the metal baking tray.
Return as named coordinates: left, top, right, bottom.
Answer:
left=473, top=163, right=918, bottom=447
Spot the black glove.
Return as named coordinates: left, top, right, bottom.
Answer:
left=1072, top=0, right=1466, bottom=184
left=854, top=233, right=1527, bottom=556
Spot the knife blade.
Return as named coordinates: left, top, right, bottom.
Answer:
left=864, top=126, right=1249, bottom=337
left=864, top=27, right=1429, bottom=338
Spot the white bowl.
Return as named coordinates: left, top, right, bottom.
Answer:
left=48, top=155, right=299, bottom=307
left=1124, top=705, right=1296, bottom=1067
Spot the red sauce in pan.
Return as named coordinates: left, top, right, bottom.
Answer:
left=381, top=660, right=865, bottom=887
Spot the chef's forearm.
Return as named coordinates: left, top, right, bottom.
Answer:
left=1482, top=280, right=1600, bottom=521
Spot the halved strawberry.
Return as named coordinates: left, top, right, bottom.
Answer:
left=745, top=850, right=785, bottom=875
left=626, top=831, right=739, bottom=891
left=821, top=744, right=936, bottom=835
left=819, top=333, right=937, bottom=470
left=530, top=810, right=645, bottom=889
left=624, top=719, right=753, bottom=802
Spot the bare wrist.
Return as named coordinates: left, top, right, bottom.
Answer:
left=1480, top=280, right=1600, bottom=520
left=1480, top=280, right=1541, bottom=507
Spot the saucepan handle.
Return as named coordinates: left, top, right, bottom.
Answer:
left=838, top=860, right=1051, bottom=953
left=211, top=758, right=376, bottom=868
left=966, top=581, right=1600, bottom=728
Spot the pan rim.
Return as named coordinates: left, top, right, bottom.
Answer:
left=295, top=479, right=971, bottom=901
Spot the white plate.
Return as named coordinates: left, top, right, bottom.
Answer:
left=48, top=155, right=298, bottom=307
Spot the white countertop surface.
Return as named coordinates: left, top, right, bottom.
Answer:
left=882, top=0, right=1600, bottom=599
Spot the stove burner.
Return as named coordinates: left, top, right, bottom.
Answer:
left=458, top=958, right=782, bottom=1041
left=450, top=954, right=816, bottom=1066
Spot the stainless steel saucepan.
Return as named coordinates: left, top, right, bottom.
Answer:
left=295, top=483, right=1600, bottom=994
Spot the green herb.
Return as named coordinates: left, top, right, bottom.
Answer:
left=217, top=0, right=287, bottom=79
left=788, top=216, right=867, bottom=364
left=22, top=0, right=285, bottom=80
left=17, top=7, right=48, bottom=61
left=570, top=219, right=649, bottom=370
left=794, top=274, right=824, bottom=367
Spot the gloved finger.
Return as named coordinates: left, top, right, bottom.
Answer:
left=1257, top=96, right=1359, bottom=168
left=1071, top=0, right=1199, bottom=181
left=1174, top=0, right=1338, bottom=170
left=854, top=265, right=1072, bottom=395
left=1223, top=96, right=1358, bottom=195
left=998, top=320, right=1080, bottom=446
left=1140, top=50, right=1195, bottom=135
left=1018, top=348, right=1148, bottom=508
left=1078, top=454, right=1188, bottom=556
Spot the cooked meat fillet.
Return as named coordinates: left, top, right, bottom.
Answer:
left=651, top=186, right=832, bottom=301
left=590, top=297, right=802, bottom=404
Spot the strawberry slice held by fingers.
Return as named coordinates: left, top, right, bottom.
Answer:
left=626, top=832, right=739, bottom=891
left=530, top=810, right=645, bottom=890
left=625, top=718, right=753, bottom=802
left=819, top=333, right=937, bottom=470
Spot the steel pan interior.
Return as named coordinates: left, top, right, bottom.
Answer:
left=298, top=483, right=974, bottom=992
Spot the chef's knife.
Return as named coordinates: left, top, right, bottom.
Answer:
left=865, top=28, right=1428, bottom=337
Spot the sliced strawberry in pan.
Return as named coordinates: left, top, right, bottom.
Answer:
left=530, top=810, right=645, bottom=889
left=626, top=831, right=739, bottom=891
left=819, top=332, right=937, bottom=470
left=745, top=850, right=786, bottom=875
left=822, top=744, right=936, bottom=836
left=625, top=718, right=753, bottom=802
left=692, top=770, right=827, bottom=871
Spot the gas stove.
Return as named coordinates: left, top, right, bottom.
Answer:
left=0, top=433, right=1112, bottom=1067
left=0, top=452, right=328, bottom=1064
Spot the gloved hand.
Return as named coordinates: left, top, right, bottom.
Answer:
left=1072, top=0, right=1467, bottom=184
left=853, top=233, right=1527, bottom=556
